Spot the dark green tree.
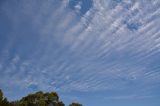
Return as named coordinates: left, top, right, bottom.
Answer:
left=0, top=90, right=14, bottom=106
left=0, top=89, right=3, bottom=101
left=69, top=103, right=82, bottom=106
left=57, top=101, right=65, bottom=106
left=0, top=89, right=82, bottom=106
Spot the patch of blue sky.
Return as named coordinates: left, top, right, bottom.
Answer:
left=68, top=0, right=93, bottom=16
left=124, top=21, right=141, bottom=31
left=28, top=84, right=39, bottom=91
left=108, top=0, right=123, bottom=9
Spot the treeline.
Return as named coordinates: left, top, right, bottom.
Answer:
left=0, top=89, right=82, bottom=106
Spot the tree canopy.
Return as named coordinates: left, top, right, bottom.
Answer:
left=0, top=89, right=82, bottom=106
left=69, top=103, right=82, bottom=106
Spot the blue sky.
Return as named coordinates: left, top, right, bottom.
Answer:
left=0, top=0, right=160, bottom=106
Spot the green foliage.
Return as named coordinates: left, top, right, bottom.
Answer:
left=0, top=89, right=3, bottom=101
left=57, top=101, right=65, bottom=106
left=48, top=92, right=59, bottom=101
left=0, top=89, right=8, bottom=106
left=0, top=89, right=82, bottom=106
left=20, top=91, right=53, bottom=106
left=69, top=103, right=82, bottom=106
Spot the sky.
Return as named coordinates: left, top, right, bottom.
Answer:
left=0, top=0, right=160, bottom=106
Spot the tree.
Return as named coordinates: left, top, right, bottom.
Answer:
left=57, top=101, right=65, bottom=106
left=0, top=89, right=3, bottom=101
left=0, top=89, right=83, bottom=106
left=0, top=97, right=10, bottom=106
left=69, top=103, right=82, bottom=106
left=47, top=92, right=59, bottom=101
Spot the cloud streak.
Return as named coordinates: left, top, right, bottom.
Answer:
left=0, top=0, right=160, bottom=100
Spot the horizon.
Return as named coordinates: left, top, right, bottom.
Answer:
left=0, top=0, right=160, bottom=106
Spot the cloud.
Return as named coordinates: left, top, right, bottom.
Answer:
left=0, top=0, right=160, bottom=100
left=105, top=94, right=153, bottom=100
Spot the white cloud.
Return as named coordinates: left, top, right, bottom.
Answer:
left=0, top=0, right=160, bottom=100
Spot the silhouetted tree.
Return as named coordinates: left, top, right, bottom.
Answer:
left=0, top=89, right=82, bottom=106
left=57, top=101, right=65, bottom=106
left=0, top=93, right=11, bottom=106
left=69, top=103, right=82, bottom=106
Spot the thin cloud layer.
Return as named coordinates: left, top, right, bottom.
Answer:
left=0, top=0, right=160, bottom=101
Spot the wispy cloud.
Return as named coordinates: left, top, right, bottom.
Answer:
left=0, top=0, right=160, bottom=100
